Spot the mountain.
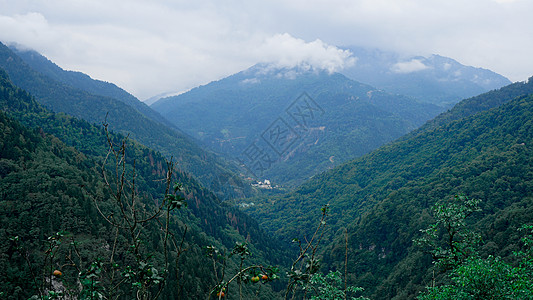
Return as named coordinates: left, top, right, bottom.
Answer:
left=0, top=42, right=249, bottom=200
left=340, top=47, right=512, bottom=107
left=0, top=68, right=287, bottom=299
left=240, top=77, right=533, bottom=298
left=9, top=44, right=173, bottom=129
left=152, top=64, right=443, bottom=187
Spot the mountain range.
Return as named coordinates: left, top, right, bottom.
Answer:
left=0, top=40, right=531, bottom=299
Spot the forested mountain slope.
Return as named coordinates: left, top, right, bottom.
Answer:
left=153, top=64, right=442, bottom=186
left=0, top=69, right=288, bottom=299
left=412, top=77, right=533, bottom=134
left=0, top=42, right=249, bottom=200
left=242, top=77, right=533, bottom=298
left=10, top=45, right=173, bottom=129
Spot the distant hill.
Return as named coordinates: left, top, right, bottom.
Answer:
left=340, top=47, right=511, bottom=107
left=241, top=77, right=533, bottom=298
left=0, top=42, right=250, bottom=199
left=152, top=64, right=443, bottom=187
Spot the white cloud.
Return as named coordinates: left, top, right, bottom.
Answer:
left=256, top=33, right=356, bottom=73
left=391, top=59, right=430, bottom=74
left=0, top=12, right=60, bottom=51
left=241, top=78, right=260, bottom=84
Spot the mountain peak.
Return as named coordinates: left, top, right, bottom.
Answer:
left=340, top=46, right=511, bottom=106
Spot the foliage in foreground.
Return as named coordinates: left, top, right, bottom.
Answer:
left=416, top=195, right=533, bottom=299
left=308, top=270, right=369, bottom=300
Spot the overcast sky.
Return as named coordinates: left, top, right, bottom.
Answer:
left=1, top=0, right=532, bottom=100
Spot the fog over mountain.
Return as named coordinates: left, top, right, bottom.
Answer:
left=339, top=47, right=511, bottom=106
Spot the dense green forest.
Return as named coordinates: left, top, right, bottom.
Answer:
left=0, top=68, right=290, bottom=299
left=0, top=42, right=251, bottom=200
left=241, top=78, right=533, bottom=298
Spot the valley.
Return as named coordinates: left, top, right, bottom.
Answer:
left=1, top=39, right=532, bottom=299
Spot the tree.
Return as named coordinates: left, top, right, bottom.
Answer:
left=416, top=195, right=533, bottom=299
left=414, top=194, right=481, bottom=271
left=308, top=270, right=368, bottom=300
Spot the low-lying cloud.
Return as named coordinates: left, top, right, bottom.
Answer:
left=0, top=11, right=356, bottom=99
left=256, top=33, right=356, bottom=73
left=0, top=13, right=58, bottom=52
left=391, top=59, right=430, bottom=74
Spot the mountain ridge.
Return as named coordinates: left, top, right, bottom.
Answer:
left=339, top=46, right=511, bottom=107
left=9, top=44, right=175, bottom=129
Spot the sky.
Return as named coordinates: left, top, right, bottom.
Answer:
left=0, top=0, right=532, bottom=100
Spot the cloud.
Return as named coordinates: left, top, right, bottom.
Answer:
left=390, top=59, right=430, bottom=74
left=255, top=33, right=356, bottom=73
left=241, top=78, right=260, bottom=84
left=0, top=0, right=532, bottom=99
left=0, top=12, right=60, bottom=51
left=0, top=9, right=355, bottom=98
